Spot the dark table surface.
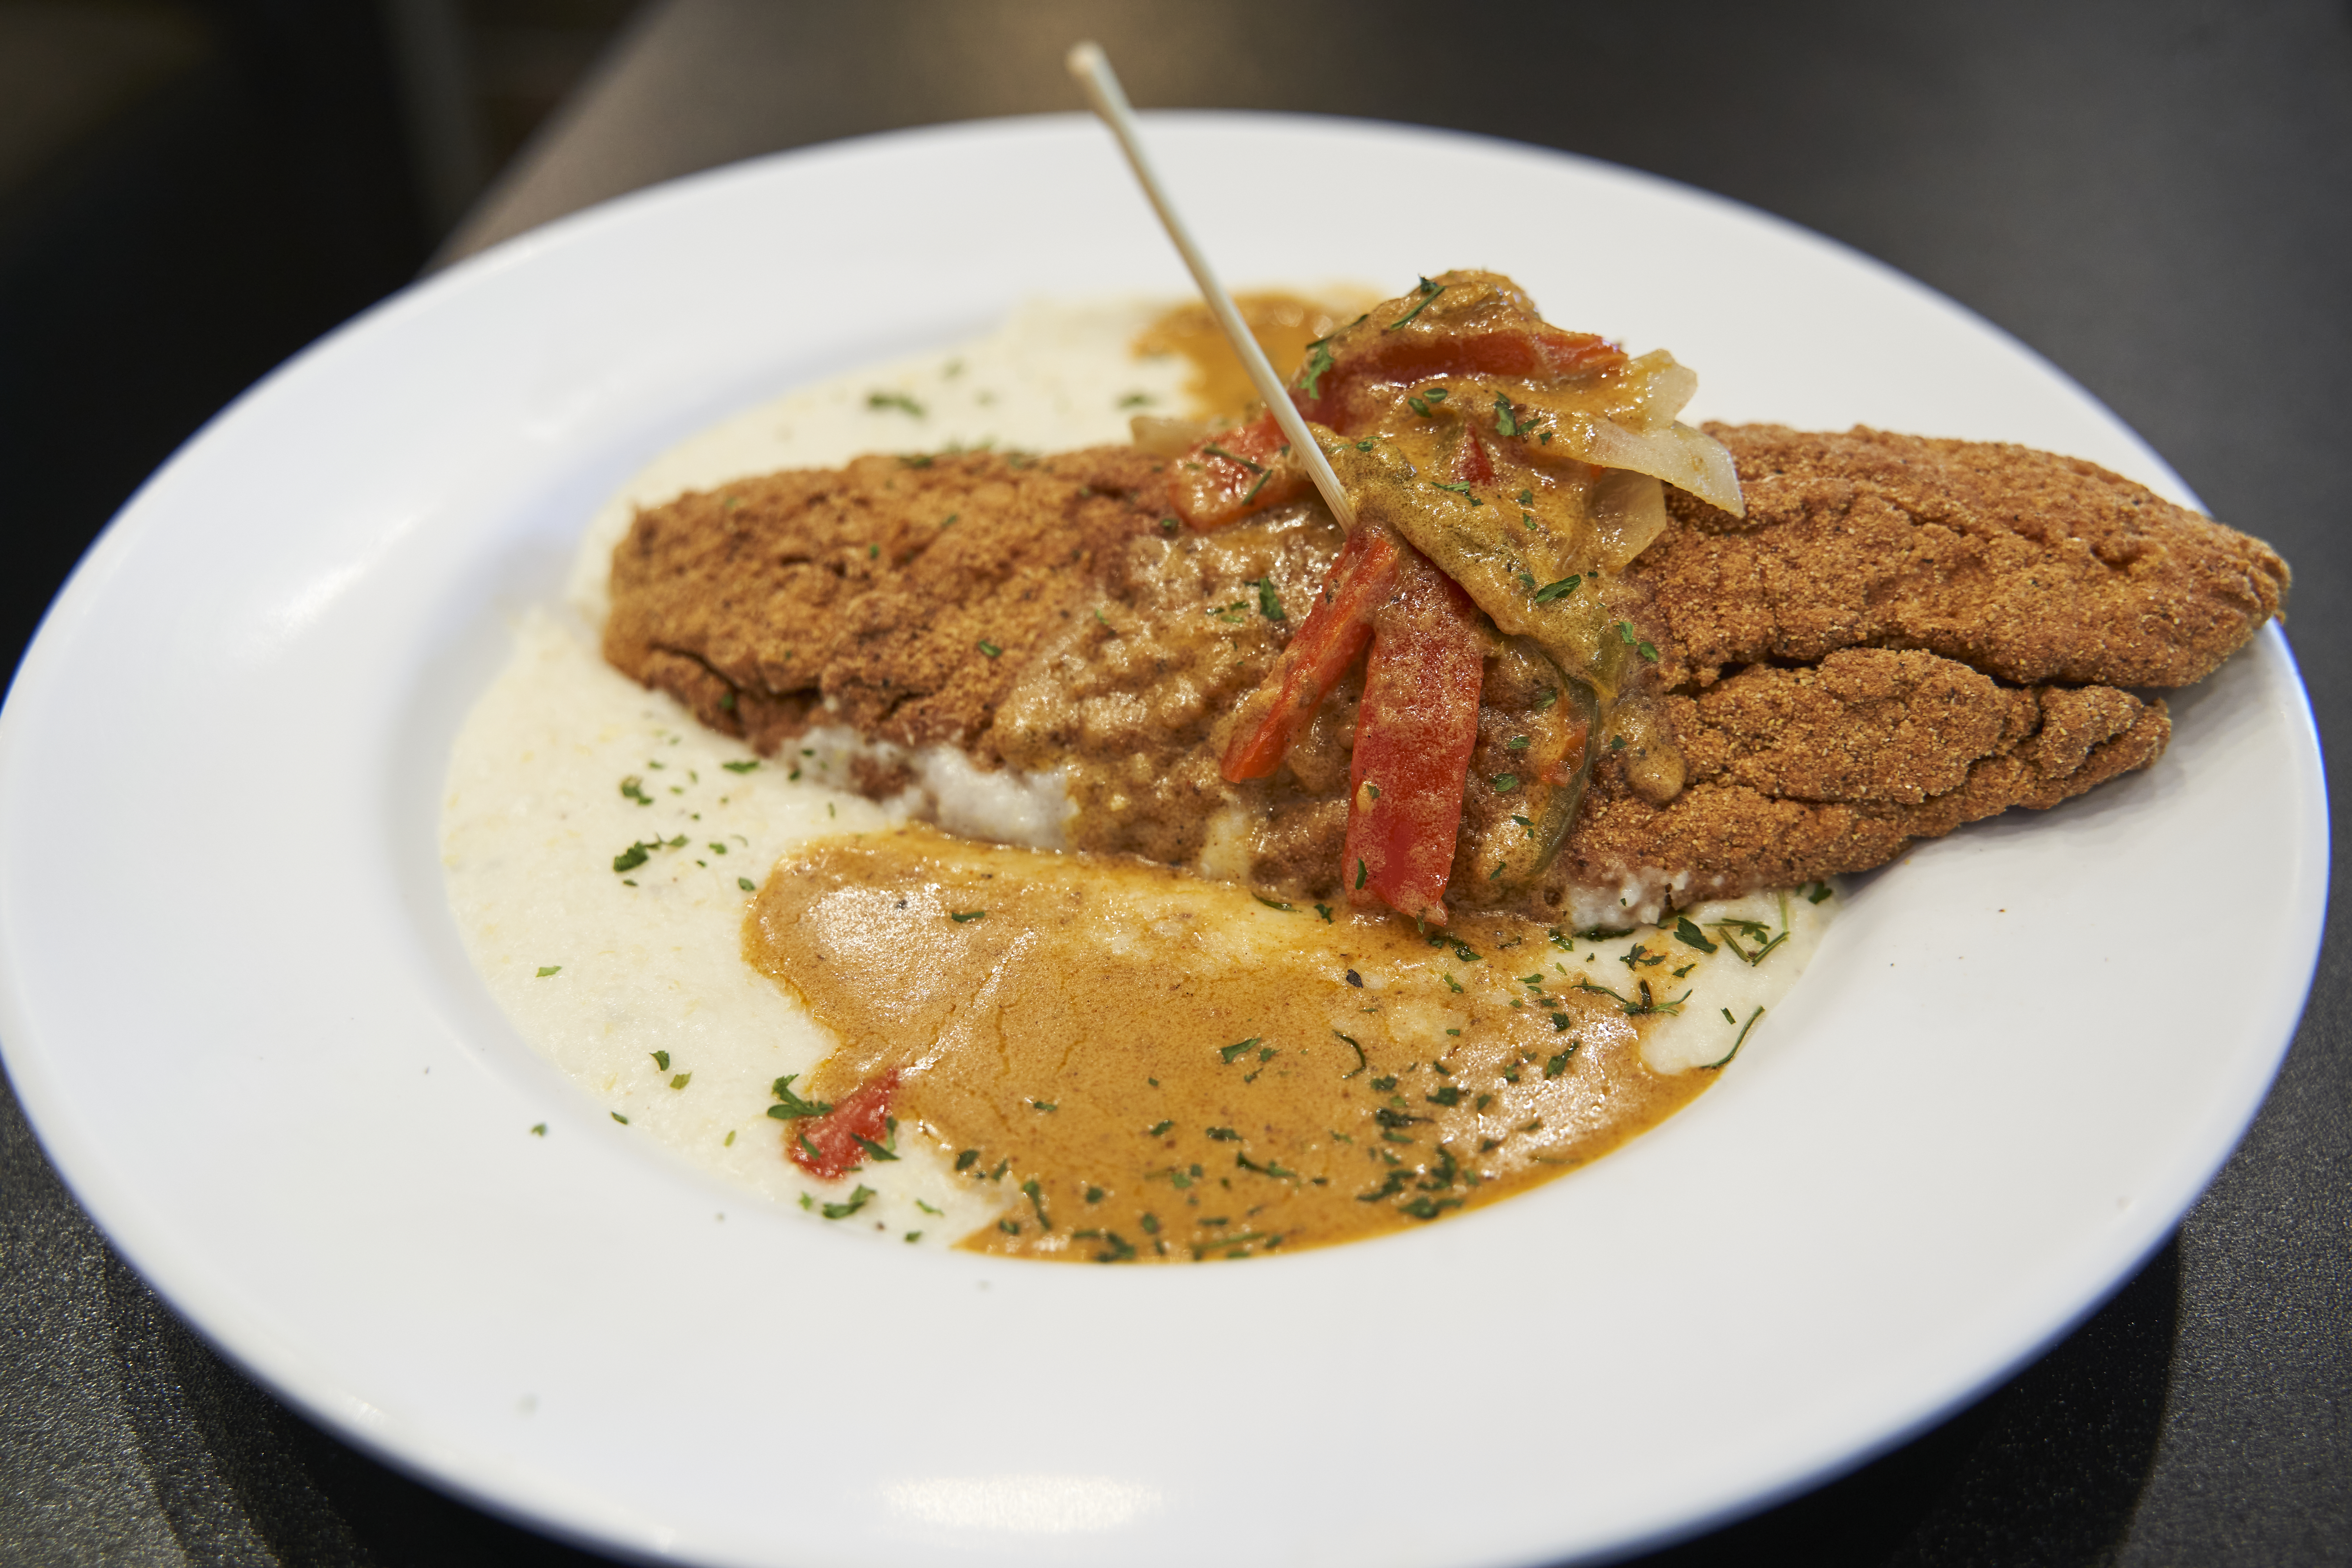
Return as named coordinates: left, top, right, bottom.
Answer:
left=4, top=1, right=2347, bottom=1563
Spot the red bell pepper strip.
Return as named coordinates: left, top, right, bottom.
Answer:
left=1221, top=525, right=1403, bottom=782
left=1344, top=548, right=1486, bottom=926
left=1296, top=325, right=1625, bottom=430
left=1456, top=428, right=1495, bottom=486
left=1169, top=410, right=1310, bottom=530
left=785, top=1069, right=899, bottom=1180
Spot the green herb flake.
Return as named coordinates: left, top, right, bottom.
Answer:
left=1704, top=1007, right=1767, bottom=1069
left=1148, top=1120, right=1174, bottom=1137
left=1031, top=1100, right=1057, bottom=1112
left=652, top=1051, right=671, bottom=1071
left=976, top=639, right=1003, bottom=659
left=867, top=390, right=925, bottom=416
left=619, top=775, right=653, bottom=805
left=610, top=1112, right=629, bottom=1125
left=1533, top=573, right=1582, bottom=604
left=1355, top=858, right=1369, bottom=890
left=1493, top=394, right=1518, bottom=437
left=1254, top=577, right=1287, bottom=622
left=1219, top=1037, right=1263, bottom=1065
left=1385, top=277, right=1446, bottom=332
left=1443, top=972, right=1463, bottom=994
left=766, top=1074, right=832, bottom=1120
left=1491, top=773, right=1521, bottom=791
left=530, top=1122, right=546, bottom=1136
left=1807, top=881, right=1834, bottom=904
left=739, top=876, right=757, bottom=892
left=1254, top=894, right=1296, bottom=913
left=1314, top=902, right=1334, bottom=923
left=950, top=909, right=987, bottom=923
left=955, top=1149, right=980, bottom=1171
left=721, top=759, right=759, bottom=774
left=670, top=1073, right=693, bottom=1090
left=535, top=965, right=561, bottom=978
left=821, top=1185, right=876, bottom=1220
left=1673, top=917, right=1720, bottom=954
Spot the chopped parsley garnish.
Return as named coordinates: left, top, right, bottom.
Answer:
left=652, top=1051, right=670, bottom=1071
left=821, top=1185, right=876, bottom=1220
left=1426, top=1085, right=1463, bottom=1107
left=1254, top=577, right=1286, bottom=621
left=866, top=390, right=925, bottom=416
left=535, top=965, right=561, bottom=978
left=610, top=1112, right=628, bottom=1125
left=1493, top=394, right=1517, bottom=437
left=766, top=1074, right=831, bottom=1120
left=1205, top=1127, right=1241, bottom=1142
left=976, top=639, right=1002, bottom=659
left=1545, top=1047, right=1577, bottom=1078
left=1254, top=895, right=1296, bottom=913
left=1219, top=1037, right=1262, bottom=1064
left=1031, top=1100, right=1057, bottom=1112
left=1491, top=773, right=1520, bottom=791
left=1296, top=337, right=1338, bottom=397
left=619, top=775, right=653, bottom=805
left=949, top=909, right=987, bottom=923
left=1334, top=1031, right=1367, bottom=1078
left=1315, top=903, right=1334, bottom=922
left=721, top=759, right=759, bottom=773
left=1148, top=1120, right=1174, bottom=1137
left=1385, top=277, right=1446, bottom=331
left=530, top=1123, right=546, bottom=1136
left=670, top=1073, right=693, bottom=1090
left=1355, top=858, right=1368, bottom=890
left=1806, top=881, right=1834, bottom=904
left=1673, top=917, right=1720, bottom=954
left=955, top=1149, right=980, bottom=1171
left=738, top=877, right=757, bottom=892
left=1533, top=573, right=1582, bottom=604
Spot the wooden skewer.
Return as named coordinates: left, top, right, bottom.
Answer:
left=1065, top=41, right=1356, bottom=530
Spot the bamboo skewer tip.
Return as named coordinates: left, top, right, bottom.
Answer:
left=1065, top=42, right=1357, bottom=530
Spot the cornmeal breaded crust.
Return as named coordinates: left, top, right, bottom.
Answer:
left=1646, top=425, right=2289, bottom=690
left=1553, top=649, right=2171, bottom=899
left=603, top=428, right=2278, bottom=904
left=604, top=448, right=1174, bottom=762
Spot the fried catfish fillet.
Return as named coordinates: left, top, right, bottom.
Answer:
left=602, top=426, right=2285, bottom=908
left=1553, top=424, right=2287, bottom=900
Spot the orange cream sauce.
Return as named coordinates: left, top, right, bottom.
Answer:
left=1133, top=293, right=1364, bottom=423
left=746, top=824, right=1709, bottom=1262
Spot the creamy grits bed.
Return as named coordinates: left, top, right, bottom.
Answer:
left=442, top=295, right=1838, bottom=1255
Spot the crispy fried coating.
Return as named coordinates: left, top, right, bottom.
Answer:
left=1553, top=649, right=2172, bottom=900
left=601, top=426, right=2278, bottom=905
left=603, top=448, right=1174, bottom=762
left=1645, top=425, right=2288, bottom=690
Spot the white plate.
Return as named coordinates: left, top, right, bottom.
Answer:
left=0, top=115, right=2323, bottom=1567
